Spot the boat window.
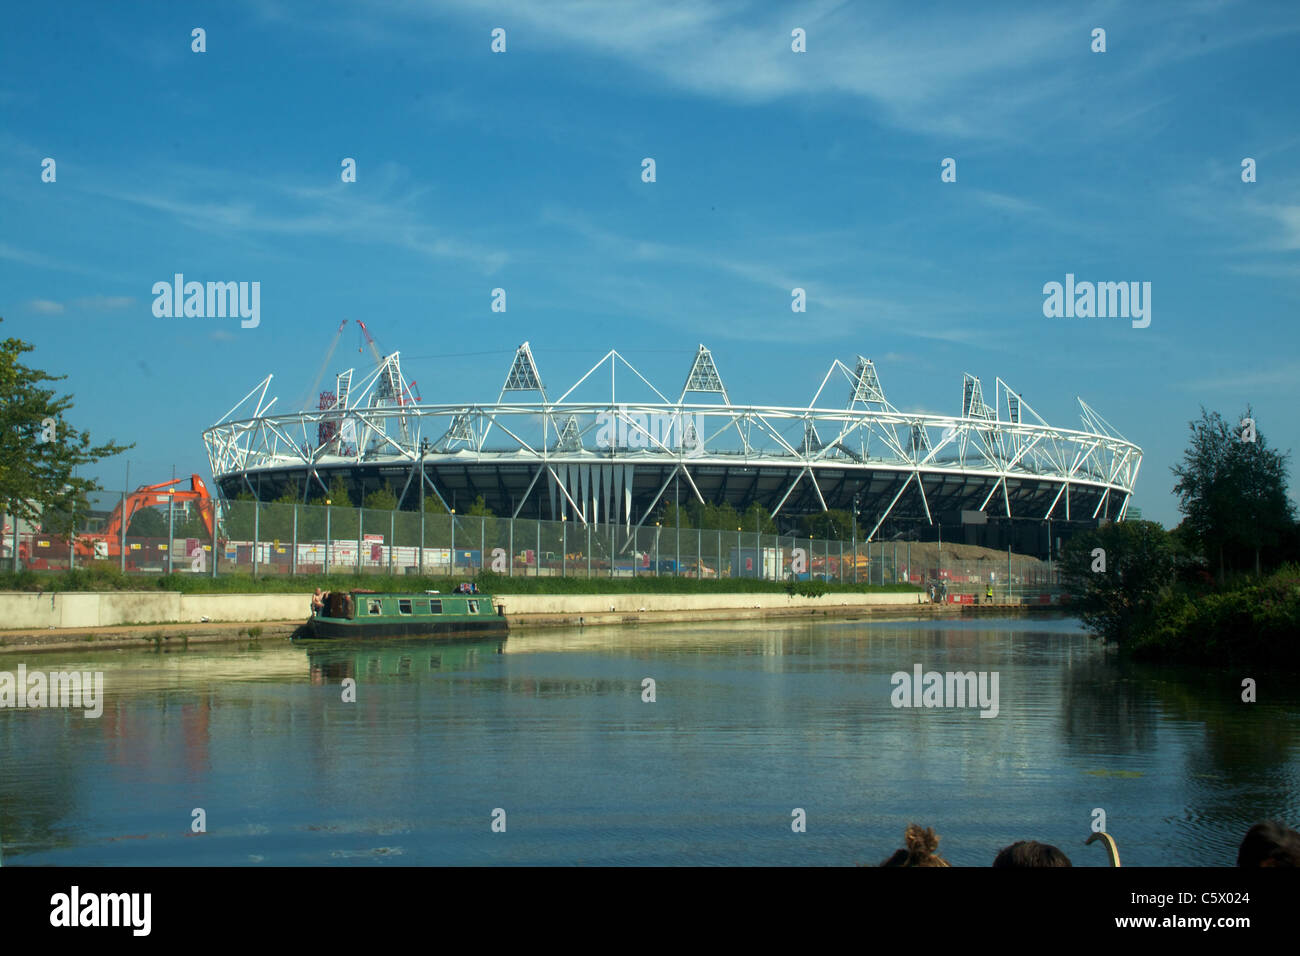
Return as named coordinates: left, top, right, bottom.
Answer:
left=429, top=600, right=442, bottom=614
left=398, top=656, right=411, bottom=675
left=467, top=600, right=479, bottom=614
left=368, top=599, right=383, bottom=615
left=398, top=599, right=413, bottom=615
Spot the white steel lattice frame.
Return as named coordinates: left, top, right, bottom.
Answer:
left=203, top=343, right=1143, bottom=539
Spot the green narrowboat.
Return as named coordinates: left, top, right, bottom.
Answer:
left=304, top=589, right=508, bottom=640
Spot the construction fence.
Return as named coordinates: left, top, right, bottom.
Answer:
left=4, top=494, right=1064, bottom=602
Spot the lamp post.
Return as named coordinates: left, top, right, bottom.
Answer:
left=654, top=521, right=661, bottom=577
left=562, top=514, right=567, bottom=578
left=851, top=493, right=859, bottom=584
left=324, top=498, right=332, bottom=575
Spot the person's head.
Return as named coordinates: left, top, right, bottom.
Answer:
left=992, top=840, right=1072, bottom=867
left=1237, top=820, right=1300, bottom=867
left=880, top=823, right=951, bottom=867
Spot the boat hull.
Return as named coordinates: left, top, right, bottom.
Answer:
left=304, top=617, right=508, bottom=640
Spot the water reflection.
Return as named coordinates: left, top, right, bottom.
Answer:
left=0, top=617, right=1295, bottom=866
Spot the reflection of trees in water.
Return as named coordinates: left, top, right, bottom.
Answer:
left=0, top=710, right=100, bottom=857
left=1131, top=660, right=1300, bottom=827
left=1060, top=652, right=1159, bottom=757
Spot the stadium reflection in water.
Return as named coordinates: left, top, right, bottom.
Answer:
left=0, top=616, right=1295, bottom=867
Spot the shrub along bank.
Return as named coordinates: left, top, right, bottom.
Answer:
left=1129, top=565, right=1300, bottom=667
left=0, top=566, right=919, bottom=597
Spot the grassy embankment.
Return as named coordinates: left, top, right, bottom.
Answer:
left=0, top=566, right=920, bottom=597
left=1128, top=564, right=1300, bottom=667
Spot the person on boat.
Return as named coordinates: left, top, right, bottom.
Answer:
left=986, top=583, right=994, bottom=604
left=311, top=588, right=325, bottom=616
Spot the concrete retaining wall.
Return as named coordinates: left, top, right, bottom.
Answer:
left=0, top=589, right=924, bottom=630
left=0, top=591, right=309, bottom=629
left=495, top=592, right=923, bottom=614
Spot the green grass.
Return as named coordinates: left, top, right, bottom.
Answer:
left=0, top=566, right=919, bottom=596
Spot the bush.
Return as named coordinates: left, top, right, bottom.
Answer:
left=1131, top=564, right=1300, bottom=666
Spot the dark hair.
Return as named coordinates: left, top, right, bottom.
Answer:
left=879, top=823, right=951, bottom=867
left=1237, top=821, right=1300, bottom=867
left=992, top=840, right=1072, bottom=867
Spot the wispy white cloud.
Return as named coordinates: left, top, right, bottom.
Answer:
left=73, top=295, right=134, bottom=310
left=28, top=299, right=64, bottom=314
left=85, top=164, right=509, bottom=274
left=273, top=1, right=1300, bottom=143
left=1178, top=359, right=1300, bottom=391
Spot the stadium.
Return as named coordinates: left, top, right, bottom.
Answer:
left=201, top=336, right=1143, bottom=560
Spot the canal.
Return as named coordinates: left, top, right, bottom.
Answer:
left=1, top=615, right=1296, bottom=865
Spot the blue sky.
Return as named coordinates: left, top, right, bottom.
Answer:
left=2, top=0, right=1298, bottom=527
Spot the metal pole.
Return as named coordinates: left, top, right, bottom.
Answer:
left=451, top=512, right=456, bottom=576
left=697, top=527, right=702, bottom=580
left=252, top=499, right=259, bottom=580
left=211, top=497, right=219, bottom=579
left=119, top=490, right=126, bottom=573
left=324, top=507, right=330, bottom=575
left=1008, top=543, right=1013, bottom=605
left=674, top=477, right=680, bottom=578
left=588, top=521, right=593, bottom=578
left=418, top=460, right=425, bottom=576
left=509, top=517, right=514, bottom=577
left=166, top=492, right=174, bottom=575
left=716, top=530, right=721, bottom=582
left=389, top=510, right=395, bottom=576
left=562, top=520, right=567, bottom=577
left=480, top=517, right=485, bottom=577
left=292, top=505, right=298, bottom=576
left=357, top=507, right=363, bottom=575
left=536, top=516, right=540, bottom=578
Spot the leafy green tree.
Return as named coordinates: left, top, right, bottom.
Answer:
left=660, top=500, right=692, bottom=529
left=742, top=502, right=779, bottom=535
left=1059, top=520, right=1176, bottom=644
left=800, top=508, right=854, bottom=540
left=363, top=483, right=398, bottom=512
left=0, top=319, right=131, bottom=535
left=128, top=507, right=168, bottom=538
left=1171, top=407, right=1294, bottom=579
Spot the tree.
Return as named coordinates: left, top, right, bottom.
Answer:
left=0, top=319, right=131, bottom=533
left=1059, top=520, right=1176, bottom=645
left=363, top=483, right=398, bottom=512
left=128, top=507, right=168, bottom=538
left=1171, top=407, right=1294, bottom=579
left=742, top=502, right=779, bottom=535
left=800, top=508, right=854, bottom=540
left=462, top=494, right=498, bottom=554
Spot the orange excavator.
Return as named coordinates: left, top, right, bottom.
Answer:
left=73, top=474, right=218, bottom=562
